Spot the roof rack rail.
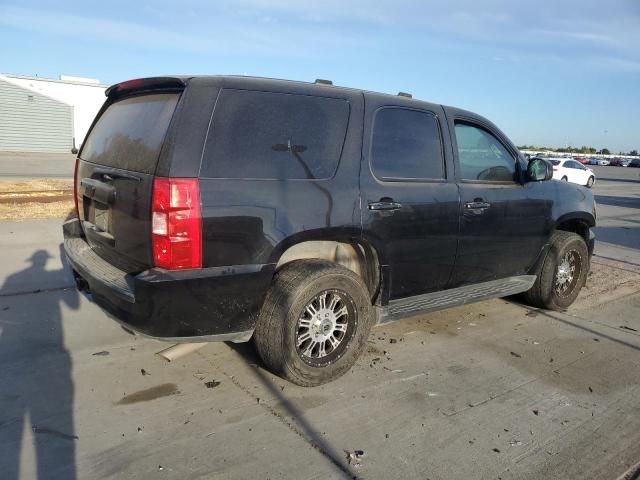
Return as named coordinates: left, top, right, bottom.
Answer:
left=315, top=78, right=333, bottom=85
left=397, top=91, right=412, bottom=98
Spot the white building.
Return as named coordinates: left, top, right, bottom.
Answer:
left=0, top=74, right=107, bottom=153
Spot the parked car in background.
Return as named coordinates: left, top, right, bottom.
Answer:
left=574, top=157, right=588, bottom=165
left=628, top=159, right=640, bottom=168
left=609, top=158, right=629, bottom=167
left=597, top=159, right=610, bottom=166
left=587, top=158, right=600, bottom=165
left=547, top=158, right=595, bottom=187
left=621, top=159, right=630, bottom=167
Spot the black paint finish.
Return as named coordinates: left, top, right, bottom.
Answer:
left=64, top=75, right=596, bottom=340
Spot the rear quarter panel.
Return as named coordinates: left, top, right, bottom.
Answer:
left=197, top=83, right=365, bottom=268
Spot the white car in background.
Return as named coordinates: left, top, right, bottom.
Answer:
left=547, top=158, right=595, bottom=188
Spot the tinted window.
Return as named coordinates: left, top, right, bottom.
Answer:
left=370, top=108, right=444, bottom=180
left=550, top=160, right=561, bottom=166
left=81, top=93, right=179, bottom=174
left=455, top=123, right=515, bottom=181
left=202, top=90, right=349, bottom=180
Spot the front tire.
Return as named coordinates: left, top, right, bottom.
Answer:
left=586, top=176, right=594, bottom=188
left=253, top=260, right=374, bottom=386
left=561, top=176, right=568, bottom=181
left=524, top=231, right=589, bottom=311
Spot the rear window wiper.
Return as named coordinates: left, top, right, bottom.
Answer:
left=92, top=168, right=142, bottom=182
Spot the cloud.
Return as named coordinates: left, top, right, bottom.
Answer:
left=2, top=1, right=639, bottom=72
left=211, top=0, right=640, bottom=70
left=0, top=4, right=361, bottom=57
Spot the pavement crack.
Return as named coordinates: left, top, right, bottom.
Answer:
left=196, top=350, right=358, bottom=479
left=0, top=285, right=75, bottom=297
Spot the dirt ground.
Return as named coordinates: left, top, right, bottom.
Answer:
left=0, top=179, right=74, bottom=221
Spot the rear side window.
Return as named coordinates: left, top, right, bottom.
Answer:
left=81, top=93, right=179, bottom=174
left=370, top=108, right=444, bottom=180
left=201, top=90, right=350, bottom=180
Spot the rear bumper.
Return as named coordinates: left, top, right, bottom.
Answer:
left=63, top=218, right=274, bottom=341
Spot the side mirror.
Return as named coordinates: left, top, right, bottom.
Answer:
left=527, top=158, right=553, bottom=182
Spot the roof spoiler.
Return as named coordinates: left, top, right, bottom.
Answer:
left=105, top=77, right=187, bottom=98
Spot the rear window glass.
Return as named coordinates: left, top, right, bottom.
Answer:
left=80, top=93, right=179, bottom=174
left=201, top=90, right=349, bottom=180
left=370, top=108, right=444, bottom=180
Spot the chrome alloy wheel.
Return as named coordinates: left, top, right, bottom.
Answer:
left=295, top=290, right=353, bottom=364
left=555, top=250, right=581, bottom=297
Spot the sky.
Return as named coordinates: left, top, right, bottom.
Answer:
left=1, top=0, right=639, bottom=152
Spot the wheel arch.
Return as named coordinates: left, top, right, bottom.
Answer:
left=273, top=238, right=382, bottom=303
left=555, top=212, right=595, bottom=245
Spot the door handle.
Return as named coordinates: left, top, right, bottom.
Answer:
left=368, top=201, right=403, bottom=211
left=464, top=201, right=491, bottom=210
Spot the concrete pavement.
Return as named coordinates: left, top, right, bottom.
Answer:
left=0, top=169, right=639, bottom=479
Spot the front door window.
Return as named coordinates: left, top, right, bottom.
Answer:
left=455, top=123, right=516, bottom=182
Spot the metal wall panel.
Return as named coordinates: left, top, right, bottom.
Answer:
left=0, top=78, right=73, bottom=153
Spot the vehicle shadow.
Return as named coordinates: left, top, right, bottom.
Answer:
left=593, top=226, right=640, bottom=251
left=594, top=194, right=640, bottom=209
left=0, top=245, right=79, bottom=480
left=595, top=177, right=640, bottom=184
left=506, top=296, right=640, bottom=352
left=225, top=341, right=358, bottom=479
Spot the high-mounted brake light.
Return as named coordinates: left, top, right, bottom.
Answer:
left=152, top=178, right=202, bottom=270
left=116, top=78, right=146, bottom=92
left=73, top=158, right=80, bottom=218
left=105, top=77, right=186, bottom=98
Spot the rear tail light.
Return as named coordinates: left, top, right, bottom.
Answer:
left=73, top=158, right=80, bottom=218
left=151, top=177, right=202, bottom=270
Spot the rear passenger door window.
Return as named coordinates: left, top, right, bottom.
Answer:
left=567, top=161, right=583, bottom=170
left=454, top=122, right=516, bottom=182
left=370, top=108, right=445, bottom=180
left=201, top=90, right=349, bottom=180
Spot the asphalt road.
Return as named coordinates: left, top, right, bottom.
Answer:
left=0, top=152, right=639, bottom=183
left=0, top=170, right=639, bottom=479
left=0, top=152, right=76, bottom=180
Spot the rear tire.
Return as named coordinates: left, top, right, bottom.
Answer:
left=524, top=231, right=589, bottom=311
left=586, top=176, right=594, bottom=188
left=253, top=260, right=374, bottom=387
left=561, top=176, right=568, bottom=181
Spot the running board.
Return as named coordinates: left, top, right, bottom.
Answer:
left=377, top=275, right=536, bottom=324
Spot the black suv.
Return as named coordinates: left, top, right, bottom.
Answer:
left=63, top=76, right=596, bottom=386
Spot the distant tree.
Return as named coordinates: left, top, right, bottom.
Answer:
left=601, top=148, right=611, bottom=155
left=630, top=150, right=638, bottom=156
left=577, top=146, right=596, bottom=154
